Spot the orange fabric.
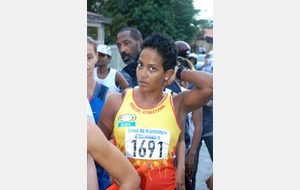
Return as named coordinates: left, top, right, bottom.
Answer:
left=114, top=89, right=181, bottom=190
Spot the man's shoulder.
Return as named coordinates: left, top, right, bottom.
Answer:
left=120, top=67, right=134, bottom=87
left=120, top=69, right=131, bottom=77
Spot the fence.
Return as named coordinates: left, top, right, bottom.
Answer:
left=108, top=45, right=126, bottom=71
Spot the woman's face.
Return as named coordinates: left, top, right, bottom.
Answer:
left=87, top=42, right=97, bottom=77
left=136, top=47, right=166, bottom=91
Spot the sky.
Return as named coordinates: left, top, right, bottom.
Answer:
left=193, top=0, right=213, bottom=20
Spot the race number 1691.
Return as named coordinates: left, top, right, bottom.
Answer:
left=125, top=128, right=170, bottom=160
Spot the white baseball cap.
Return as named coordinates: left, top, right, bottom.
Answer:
left=188, top=53, right=198, bottom=60
left=97, top=44, right=112, bottom=57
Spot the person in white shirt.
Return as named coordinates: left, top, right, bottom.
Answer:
left=94, top=44, right=128, bottom=93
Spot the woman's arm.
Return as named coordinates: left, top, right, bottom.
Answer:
left=105, top=88, right=115, bottom=101
left=177, top=67, right=213, bottom=114
left=165, top=66, right=212, bottom=115
left=97, top=93, right=122, bottom=139
left=87, top=119, right=140, bottom=190
left=175, top=127, right=186, bottom=190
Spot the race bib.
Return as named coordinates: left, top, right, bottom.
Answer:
left=125, top=128, right=170, bottom=160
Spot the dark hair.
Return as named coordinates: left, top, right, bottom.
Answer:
left=142, top=32, right=178, bottom=72
left=117, top=27, right=143, bottom=41
left=87, top=36, right=97, bottom=53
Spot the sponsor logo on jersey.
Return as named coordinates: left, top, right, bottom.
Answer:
left=117, top=114, right=136, bottom=127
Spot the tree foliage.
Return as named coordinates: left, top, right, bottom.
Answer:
left=87, top=0, right=212, bottom=45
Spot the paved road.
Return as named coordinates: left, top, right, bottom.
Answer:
left=195, top=141, right=213, bottom=190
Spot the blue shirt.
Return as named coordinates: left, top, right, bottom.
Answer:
left=89, top=82, right=110, bottom=190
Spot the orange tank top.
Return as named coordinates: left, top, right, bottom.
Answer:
left=114, top=89, right=181, bottom=190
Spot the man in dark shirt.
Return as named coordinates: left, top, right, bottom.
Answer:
left=116, top=27, right=143, bottom=87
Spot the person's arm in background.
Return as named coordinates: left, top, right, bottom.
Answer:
left=175, top=126, right=186, bottom=190
left=115, top=71, right=129, bottom=92
left=120, top=70, right=133, bottom=88
left=199, top=54, right=210, bottom=70
left=206, top=174, right=213, bottom=190
left=87, top=119, right=140, bottom=190
left=185, top=107, right=203, bottom=177
left=87, top=154, right=99, bottom=190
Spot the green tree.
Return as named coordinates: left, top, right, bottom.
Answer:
left=172, top=0, right=200, bottom=43
left=88, top=0, right=212, bottom=45
left=87, top=0, right=105, bottom=13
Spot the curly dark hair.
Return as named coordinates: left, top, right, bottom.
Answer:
left=141, top=32, right=178, bottom=72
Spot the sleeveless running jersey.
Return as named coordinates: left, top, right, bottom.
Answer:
left=94, top=68, right=120, bottom=93
left=87, top=99, right=95, bottom=123
left=89, top=82, right=110, bottom=190
left=114, top=89, right=181, bottom=190
left=89, top=82, right=109, bottom=124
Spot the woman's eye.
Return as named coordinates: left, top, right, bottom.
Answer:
left=149, top=67, right=156, bottom=71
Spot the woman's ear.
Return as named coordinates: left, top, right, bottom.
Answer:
left=164, top=68, right=176, bottom=85
left=165, top=69, right=174, bottom=79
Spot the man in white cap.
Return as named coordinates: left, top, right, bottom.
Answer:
left=94, top=44, right=128, bottom=93
left=187, top=53, right=197, bottom=66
